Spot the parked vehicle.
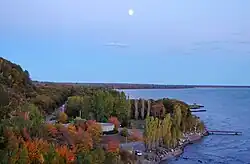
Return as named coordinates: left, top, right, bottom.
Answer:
left=135, top=150, right=142, bottom=156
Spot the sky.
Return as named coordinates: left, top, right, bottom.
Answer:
left=0, top=0, right=250, bottom=85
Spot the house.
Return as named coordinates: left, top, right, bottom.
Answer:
left=97, top=122, right=114, bottom=132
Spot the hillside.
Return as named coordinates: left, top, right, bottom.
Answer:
left=0, top=57, right=73, bottom=118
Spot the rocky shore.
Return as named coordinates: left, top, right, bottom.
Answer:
left=139, top=131, right=208, bottom=164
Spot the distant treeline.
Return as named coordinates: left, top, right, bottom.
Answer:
left=33, top=81, right=250, bottom=89
left=33, top=81, right=194, bottom=89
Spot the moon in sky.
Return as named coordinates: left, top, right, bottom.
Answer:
left=128, top=9, right=134, bottom=16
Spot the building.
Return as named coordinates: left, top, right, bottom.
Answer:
left=98, top=122, right=114, bottom=132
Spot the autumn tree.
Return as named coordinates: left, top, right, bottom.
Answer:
left=86, top=121, right=102, bottom=146
left=108, top=116, right=120, bottom=131
left=106, top=139, right=120, bottom=153
left=57, top=112, right=68, bottom=123
left=74, top=129, right=93, bottom=153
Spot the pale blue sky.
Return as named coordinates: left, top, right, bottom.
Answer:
left=0, top=0, right=250, bottom=85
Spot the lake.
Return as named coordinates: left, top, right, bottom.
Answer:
left=123, top=88, right=250, bottom=164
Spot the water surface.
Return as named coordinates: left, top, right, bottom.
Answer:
left=123, top=88, right=250, bottom=164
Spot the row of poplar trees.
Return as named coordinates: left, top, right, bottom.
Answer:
left=144, top=104, right=204, bottom=150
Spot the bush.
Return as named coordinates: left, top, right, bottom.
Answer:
left=57, top=112, right=68, bottom=123
left=120, top=128, right=129, bottom=137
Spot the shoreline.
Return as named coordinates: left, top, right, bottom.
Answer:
left=140, top=131, right=208, bottom=164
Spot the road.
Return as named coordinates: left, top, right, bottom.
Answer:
left=120, top=141, right=145, bottom=151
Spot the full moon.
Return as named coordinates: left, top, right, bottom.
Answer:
left=128, top=9, right=134, bottom=16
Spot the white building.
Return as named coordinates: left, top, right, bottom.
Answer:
left=98, top=122, right=115, bottom=132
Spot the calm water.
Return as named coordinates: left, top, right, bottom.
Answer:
left=123, top=88, right=250, bottom=164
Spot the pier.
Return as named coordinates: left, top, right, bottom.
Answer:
left=208, top=130, right=242, bottom=135
left=190, top=109, right=207, bottom=112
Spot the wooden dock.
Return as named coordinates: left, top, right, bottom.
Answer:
left=208, top=130, right=242, bottom=135
left=190, top=109, right=207, bottom=112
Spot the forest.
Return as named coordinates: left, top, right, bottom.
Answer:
left=0, top=57, right=205, bottom=163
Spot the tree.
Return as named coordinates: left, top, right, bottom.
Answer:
left=55, top=145, right=75, bottom=163
left=21, top=103, right=44, bottom=130
left=74, top=130, right=93, bottom=153
left=112, top=91, right=130, bottom=122
left=120, top=128, right=129, bottom=137
left=92, top=90, right=106, bottom=122
left=103, top=92, right=114, bottom=120
left=106, top=139, right=120, bottom=153
left=86, top=121, right=102, bottom=146
left=162, top=114, right=172, bottom=147
left=144, top=116, right=151, bottom=150
left=108, top=117, right=120, bottom=130
left=66, top=96, right=85, bottom=118
left=57, top=112, right=68, bottom=123
left=88, top=148, right=106, bottom=164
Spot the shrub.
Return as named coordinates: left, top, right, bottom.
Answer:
left=57, top=112, right=68, bottom=123
left=120, top=128, right=129, bottom=137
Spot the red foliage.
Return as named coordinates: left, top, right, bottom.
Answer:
left=151, top=102, right=166, bottom=118
left=106, top=138, right=120, bottom=153
left=55, top=145, right=75, bottom=163
left=128, top=129, right=143, bottom=142
left=108, top=117, right=120, bottom=130
left=85, top=120, right=96, bottom=129
left=46, top=123, right=58, bottom=137
left=74, top=130, right=93, bottom=153
left=75, top=120, right=87, bottom=131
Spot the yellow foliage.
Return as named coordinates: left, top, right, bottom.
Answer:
left=67, top=124, right=77, bottom=136
left=58, top=112, right=68, bottom=123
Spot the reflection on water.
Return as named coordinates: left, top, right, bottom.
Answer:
left=123, top=88, right=250, bottom=164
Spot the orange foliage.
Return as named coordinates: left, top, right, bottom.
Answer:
left=74, top=129, right=93, bottom=153
left=86, top=122, right=102, bottom=144
left=67, top=124, right=77, bottom=136
left=24, top=138, right=49, bottom=163
left=106, top=139, right=120, bottom=153
left=45, top=123, right=58, bottom=137
left=55, top=145, right=75, bottom=163
left=108, top=116, right=120, bottom=130
left=75, top=120, right=87, bottom=130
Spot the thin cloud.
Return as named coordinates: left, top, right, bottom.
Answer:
left=104, top=42, right=129, bottom=48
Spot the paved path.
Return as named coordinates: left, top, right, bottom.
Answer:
left=45, top=104, right=66, bottom=122
left=120, top=141, right=145, bottom=151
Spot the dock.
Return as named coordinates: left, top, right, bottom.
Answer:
left=190, top=109, right=207, bottom=112
left=208, top=130, right=242, bottom=135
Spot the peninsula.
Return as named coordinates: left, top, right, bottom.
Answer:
left=0, top=57, right=206, bottom=164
